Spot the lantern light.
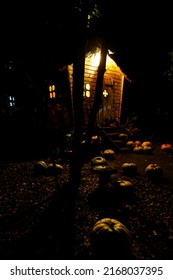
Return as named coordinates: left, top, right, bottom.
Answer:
left=103, top=90, right=109, bottom=97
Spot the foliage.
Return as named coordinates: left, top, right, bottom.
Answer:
left=74, top=0, right=102, bottom=28
left=164, top=51, right=173, bottom=82
left=103, top=115, right=141, bottom=137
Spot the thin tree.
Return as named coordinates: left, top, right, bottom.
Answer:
left=62, top=0, right=89, bottom=258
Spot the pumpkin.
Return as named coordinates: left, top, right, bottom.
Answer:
left=126, top=141, right=135, bottom=148
left=119, top=133, right=128, bottom=141
left=122, top=162, right=137, bottom=176
left=91, top=156, right=107, bottom=166
left=115, top=180, right=134, bottom=195
left=91, top=135, right=99, bottom=142
left=65, top=133, right=72, bottom=139
left=134, top=140, right=141, bottom=146
left=133, top=145, right=143, bottom=153
left=103, top=149, right=115, bottom=159
left=161, top=143, right=172, bottom=152
left=142, top=141, right=152, bottom=147
left=116, top=179, right=133, bottom=189
left=145, top=163, right=163, bottom=180
left=34, top=160, right=47, bottom=176
left=90, top=135, right=102, bottom=156
left=47, top=163, right=63, bottom=176
left=142, top=145, right=153, bottom=154
left=91, top=218, right=131, bottom=258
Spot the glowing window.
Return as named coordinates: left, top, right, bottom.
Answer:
left=84, top=83, right=90, bottom=97
left=49, top=84, right=56, bottom=98
left=86, top=83, right=90, bottom=90
left=9, top=95, right=15, bottom=107
left=86, top=91, right=90, bottom=97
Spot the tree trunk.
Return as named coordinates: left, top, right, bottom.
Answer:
left=84, top=41, right=109, bottom=155
left=63, top=1, right=89, bottom=258
left=69, top=4, right=88, bottom=187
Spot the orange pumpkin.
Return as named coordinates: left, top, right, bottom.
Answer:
left=91, top=135, right=100, bottom=143
left=126, top=141, right=135, bottom=148
left=133, top=145, right=143, bottom=153
left=134, top=140, right=141, bottom=146
left=119, top=133, right=128, bottom=141
left=161, top=143, right=172, bottom=152
left=143, top=145, right=153, bottom=154
left=142, top=141, right=152, bottom=147
left=145, top=163, right=163, bottom=180
left=103, top=149, right=115, bottom=159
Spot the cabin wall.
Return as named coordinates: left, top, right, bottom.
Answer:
left=68, top=57, right=124, bottom=127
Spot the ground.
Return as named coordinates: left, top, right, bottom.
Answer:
left=0, top=135, right=173, bottom=260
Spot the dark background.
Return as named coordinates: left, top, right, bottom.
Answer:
left=1, top=1, right=173, bottom=133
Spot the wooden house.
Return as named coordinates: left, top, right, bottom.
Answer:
left=68, top=48, right=130, bottom=127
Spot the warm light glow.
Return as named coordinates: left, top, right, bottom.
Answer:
left=86, top=83, right=90, bottom=90
left=85, top=48, right=120, bottom=71
left=49, top=84, right=55, bottom=92
left=92, top=51, right=101, bottom=67
left=86, top=91, right=90, bottom=97
left=103, top=89, right=109, bottom=97
left=49, top=84, right=56, bottom=98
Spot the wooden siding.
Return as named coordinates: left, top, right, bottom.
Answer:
left=68, top=51, right=125, bottom=127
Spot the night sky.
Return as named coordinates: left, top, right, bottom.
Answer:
left=1, top=1, right=172, bottom=124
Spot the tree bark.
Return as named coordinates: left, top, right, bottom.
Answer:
left=63, top=0, right=89, bottom=258
left=69, top=2, right=89, bottom=187
left=84, top=41, right=109, bottom=155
